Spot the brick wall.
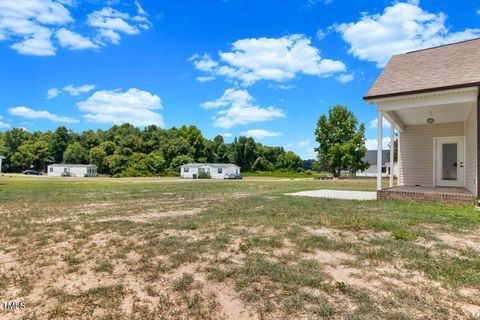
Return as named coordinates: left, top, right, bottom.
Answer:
left=377, top=190, right=475, bottom=204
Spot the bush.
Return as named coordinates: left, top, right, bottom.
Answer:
left=197, top=170, right=211, bottom=179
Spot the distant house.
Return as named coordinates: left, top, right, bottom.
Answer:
left=180, top=163, right=240, bottom=179
left=47, top=164, right=97, bottom=177
left=357, top=150, right=398, bottom=177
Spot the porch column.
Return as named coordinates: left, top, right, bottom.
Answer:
left=377, top=111, right=383, bottom=191
left=477, top=87, right=480, bottom=202
left=389, top=123, right=395, bottom=188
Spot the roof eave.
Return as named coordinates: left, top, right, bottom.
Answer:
left=364, top=82, right=480, bottom=101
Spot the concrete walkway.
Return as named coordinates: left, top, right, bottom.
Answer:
left=287, top=189, right=377, bottom=200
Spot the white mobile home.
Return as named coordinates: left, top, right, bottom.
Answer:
left=356, top=150, right=398, bottom=178
left=180, top=163, right=240, bottom=179
left=47, top=164, right=97, bottom=177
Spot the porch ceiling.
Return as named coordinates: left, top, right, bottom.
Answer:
left=392, top=102, right=472, bottom=126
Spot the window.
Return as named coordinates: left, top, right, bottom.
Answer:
left=184, top=167, right=189, bottom=172
left=49, top=167, right=53, bottom=172
left=218, top=168, right=223, bottom=174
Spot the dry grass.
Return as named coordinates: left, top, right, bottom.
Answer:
left=0, top=176, right=480, bottom=319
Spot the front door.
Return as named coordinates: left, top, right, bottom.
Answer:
left=435, top=137, right=464, bottom=187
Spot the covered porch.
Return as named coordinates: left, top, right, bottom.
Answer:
left=371, top=87, right=478, bottom=204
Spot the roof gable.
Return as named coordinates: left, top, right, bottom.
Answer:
left=364, top=38, right=480, bottom=100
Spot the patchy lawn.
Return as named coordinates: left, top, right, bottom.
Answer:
left=0, top=176, right=480, bottom=319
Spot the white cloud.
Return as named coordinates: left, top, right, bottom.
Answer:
left=337, top=73, right=354, bottom=84
left=316, top=29, right=326, bottom=40
left=87, top=6, right=150, bottom=45
left=191, top=34, right=346, bottom=85
left=197, top=76, right=215, bottom=82
left=240, top=129, right=281, bottom=139
left=0, top=0, right=150, bottom=56
left=201, top=88, right=252, bottom=109
left=369, top=118, right=391, bottom=129
left=0, top=0, right=72, bottom=56
left=63, top=84, right=96, bottom=96
left=189, top=54, right=218, bottom=72
left=0, top=115, right=11, bottom=128
left=477, top=9, right=480, bottom=15
left=336, top=1, right=480, bottom=67
left=202, top=89, right=285, bottom=129
left=220, top=132, right=232, bottom=138
left=8, top=106, right=79, bottom=123
left=78, top=88, right=164, bottom=127
left=269, top=84, right=296, bottom=90
left=56, top=28, right=97, bottom=50
left=365, top=137, right=390, bottom=150
left=46, top=88, right=59, bottom=99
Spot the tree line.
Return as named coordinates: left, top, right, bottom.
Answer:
left=0, top=123, right=304, bottom=176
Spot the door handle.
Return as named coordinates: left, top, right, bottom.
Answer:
left=454, top=162, right=457, bottom=167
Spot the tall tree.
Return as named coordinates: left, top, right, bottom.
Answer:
left=315, top=105, right=368, bottom=177
left=51, top=126, right=73, bottom=162
left=63, top=142, right=87, bottom=164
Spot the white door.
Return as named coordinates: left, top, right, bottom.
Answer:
left=435, top=137, right=464, bottom=187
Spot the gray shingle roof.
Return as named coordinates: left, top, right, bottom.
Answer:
left=180, top=163, right=240, bottom=169
left=49, top=164, right=96, bottom=168
left=362, top=150, right=388, bottom=166
left=364, top=38, right=480, bottom=100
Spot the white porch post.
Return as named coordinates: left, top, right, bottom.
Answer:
left=0, top=157, right=2, bottom=176
left=377, top=111, right=383, bottom=191
left=389, top=123, right=395, bottom=188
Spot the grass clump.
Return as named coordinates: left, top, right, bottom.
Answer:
left=173, top=273, right=194, bottom=292
left=392, top=231, right=418, bottom=241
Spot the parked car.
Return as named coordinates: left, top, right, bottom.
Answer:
left=22, top=170, right=42, bottom=175
left=224, top=173, right=242, bottom=180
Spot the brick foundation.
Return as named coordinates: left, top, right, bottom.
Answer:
left=377, top=189, right=476, bottom=204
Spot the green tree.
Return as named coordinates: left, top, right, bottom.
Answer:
left=146, top=151, right=166, bottom=174
left=88, top=146, right=107, bottom=172
left=314, top=105, right=368, bottom=177
left=170, top=154, right=194, bottom=171
left=11, top=140, right=50, bottom=171
left=105, top=154, right=129, bottom=175
left=51, top=126, right=73, bottom=162
left=63, top=142, right=87, bottom=164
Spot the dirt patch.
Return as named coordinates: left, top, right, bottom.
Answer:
left=173, top=264, right=257, bottom=320
left=0, top=251, right=17, bottom=270
left=435, top=232, right=480, bottom=252
left=96, top=208, right=206, bottom=223
left=324, top=264, right=374, bottom=290
left=306, top=250, right=355, bottom=265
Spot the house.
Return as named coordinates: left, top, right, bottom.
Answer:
left=356, top=150, right=397, bottom=177
left=180, top=163, right=240, bottom=179
left=47, top=164, right=97, bottom=177
left=364, top=38, right=480, bottom=204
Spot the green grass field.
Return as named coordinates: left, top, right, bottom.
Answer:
left=1, top=176, right=480, bottom=319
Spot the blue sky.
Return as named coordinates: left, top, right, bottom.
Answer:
left=0, top=0, right=479, bottom=158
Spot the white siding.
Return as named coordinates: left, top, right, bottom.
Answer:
left=180, top=165, right=240, bottom=179
left=465, top=104, right=477, bottom=194
left=398, top=122, right=464, bottom=187
left=48, top=165, right=97, bottom=177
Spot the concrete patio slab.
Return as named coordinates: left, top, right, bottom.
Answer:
left=287, top=189, right=377, bottom=200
